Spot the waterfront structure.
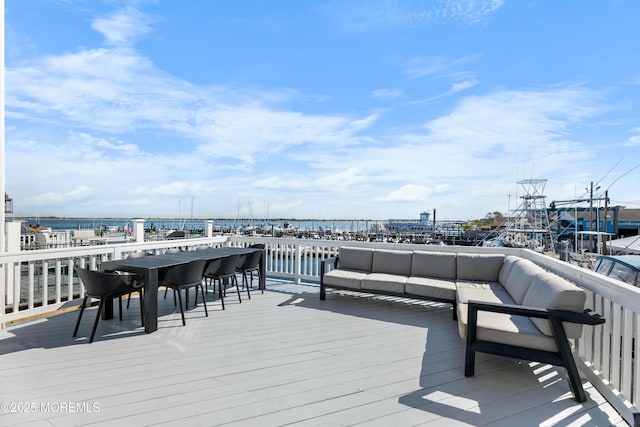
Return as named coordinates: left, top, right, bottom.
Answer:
left=387, top=211, right=435, bottom=234
left=483, top=179, right=554, bottom=251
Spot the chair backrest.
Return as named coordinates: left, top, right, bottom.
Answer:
left=163, top=259, right=207, bottom=287
left=203, top=258, right=223, bottom=276
left=238, top=250, right=262, bottom=270
left=75, top=267, right=126, bottom=298
left=214, top=254, right=240, bottom=278
left=250, top=243, right=265, bottom=249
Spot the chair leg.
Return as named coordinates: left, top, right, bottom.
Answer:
left=127, top=291, right=132, bottom=308
left=199, top=284, right=208, bottom=317
left=176, top=288, right=186, bottom=326
left=234, top=276, right=242, bottom=303
left=218, top=280, right=225, bottom=310
left=194, top=285, right=198, bottom=308
left=119, top=296, right=123, bottom=321
left=245, top=277, right=251, bottom=300
left=89, top=299, right=105, bottom=343
left=73, top=295, right=89, bottom=337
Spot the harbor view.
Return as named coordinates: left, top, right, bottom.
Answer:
left=2, top=1, right=640, bottom=425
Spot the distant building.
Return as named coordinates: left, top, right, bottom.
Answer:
left=387, top=211, right=435, bottom=233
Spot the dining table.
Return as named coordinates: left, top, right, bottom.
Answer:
left=100, top=246, right=265, bottom=333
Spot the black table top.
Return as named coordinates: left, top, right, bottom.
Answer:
left=101, top=247, right=261, bottom=271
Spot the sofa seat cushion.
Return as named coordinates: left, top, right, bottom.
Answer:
left=457, top=303, right=558, bottom=352
left=456, top=281, right=514, bottom=305
left=405, top=276, right=456, bottom=301
left=322, top=269, right=367, bottom=290
left=521, top=273, right=586, bottom=339
left=361, top=273, right=407, bottom=294
left=500, top=258, right=546, bottom=304
left=411, top=251, right=457, bottom=279
left=457, top=253, right=505, bottom=282
left=338, top=247, right=374, bottom=272
left=372, top=249, right=413, bottom=275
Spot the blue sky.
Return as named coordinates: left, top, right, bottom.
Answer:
left=4, top=0, right=640, bottom=220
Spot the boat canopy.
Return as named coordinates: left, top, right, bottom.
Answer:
left=593, top=255, right=640, bottom=287
left=607, top=235, right=640, bottom=255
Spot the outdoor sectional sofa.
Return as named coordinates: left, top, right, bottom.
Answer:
left=320, top=247, right=605, bottom=402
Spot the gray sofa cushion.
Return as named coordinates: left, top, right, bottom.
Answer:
left=405, top=277, right=456, bottom=301
left=456, top=281, right=514, bottom=305
left=457, top=304, right=558, bottom=352
left=338, top=247, right=374, bottom=272
left=372, top=249, right=413, bottom=275
left=322, top=269, right=366, bottom=290
left=411, top=251, right=456, bottom=279
left=498, top=256, right=520, bottom=285
left=521, top=273, right=586, bottom=339
left=501, top=258, right=545, bottom=304
left=457, top=253, right=505, bottom=282
left=361, top=273, right=407, bottom=294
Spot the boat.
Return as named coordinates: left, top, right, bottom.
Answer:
left=592, top=254, right=640, bottom=287
left=481, top=179, right=554, bottom=252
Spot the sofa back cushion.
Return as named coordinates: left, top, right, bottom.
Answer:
left=411, top=251, right=456, bottom=279
left=372, top=249, right=412, bottom=276
left=501, top=258, right=545, bottom=304
left=498, top=256, right=520, bottom=284
left=456, top=253, right=505, bottom=282
left=521, top=272, right=586, bottom=338
left=338, top=247, right=374, bottom=272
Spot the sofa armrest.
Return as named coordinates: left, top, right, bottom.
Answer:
left=320, top=256, right=338, bottom=301
left=466, top=300, right=605, bottom=325
left=321, top=256, right=339, bottom=273
left=464, top=300, right=605, bottom=403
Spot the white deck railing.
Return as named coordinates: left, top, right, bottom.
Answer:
left=1, top=235, right=638, bottom=425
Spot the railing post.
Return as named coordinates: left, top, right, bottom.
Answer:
left=133, top=219, right=145, bottom=243
left=3, top=221, right=21, bottom=306
left=206, top=220, right=213, bottom=238
left=295, top=244, right=302, bottom=284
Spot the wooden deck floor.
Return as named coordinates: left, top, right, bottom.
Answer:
left=0, top=279, right=628, bottom=426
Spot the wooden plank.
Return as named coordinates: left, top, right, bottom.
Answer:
left=0, top=279, right=630, bottom=426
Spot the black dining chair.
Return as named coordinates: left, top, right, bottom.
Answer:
left=123, top=251, right=150, bottom=308
left=161, top=259, right=208, bottom=326
left=202, top=258, right=222, bottom=294
left=235, top=245, right=265, bottom=297
left=73, top=267, right=144, bottom=343
left=204, top=254, right=241, bottom=310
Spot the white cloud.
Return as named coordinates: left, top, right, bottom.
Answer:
left=30, top=185, right=94, bottom=205
left=91, top=7, right=154, bottom=46
left=375, top=184, right=432, bottom=202
left=626, top=127, right=640, bottom=146
left=403, top=56, right=473, bottom=79
left=371, top=88, right=405, bottom=101
left=325, top=0, right=504, bottom=32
